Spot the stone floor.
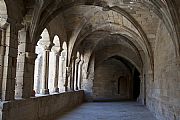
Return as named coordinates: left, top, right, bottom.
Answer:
left=55, top=102, right=157, bottom=120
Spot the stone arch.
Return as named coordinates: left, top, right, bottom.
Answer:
left=93, top=55, right=137, bottom=101
left=34, top=28, right=51, bottom=94
left=73, top=51, right=81, bottom=90
left=48, top=35, right=61, bottom=93
left=30, top=1, right=179, bottom=60
left=58, top=41, right=68, bottom=92
left=72, top=23, right=149, bottom=73
left=95, top=47, right=142, bottom=74
left=65, top=6, right=152, bottom=67
left=67, top=7, right=153, bottom=72
left=52, top=35, right=61, bottom=52
left=38, top=28, right=51, bottom=46
left=28, top=1, right=180, bottom=65
left=148, top=0, right=180, bottom=57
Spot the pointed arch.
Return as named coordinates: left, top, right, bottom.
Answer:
left=52, top=35, right=60, bottom=52
left=37, top=28, right=51, bottom=47
left=34, top=28, right=51, bottom=94
left=58, top=41, right=68, bottom=92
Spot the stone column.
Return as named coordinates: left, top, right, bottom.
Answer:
left=2, top=23, right=19, bottom=101
left=15, top=28, right=27, bottom=98
left=40, top=47, right=50, bottom=94
left=53, top=51, right=60, bottom=93
left=74, top=58, right=80, bottom=90
left=58, top=55, right=65, bottom=92
left=15, top=25, right=38, bottom=98
left=138, top=75, right=144, bottom=104
left=0, top=29, right=5, bottom=99
left=145, top=71, right=153, bottom=105
left=77, top=60, right=83, bottom=89
left=24, top=52, right=37, bottom=97
left=34, top=53, right=43, bottom=94
left=70, top=57, right=75, bottom=91
left=65, top=66, right=71, bottom=91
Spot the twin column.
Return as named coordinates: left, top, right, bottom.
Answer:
left=40, top=47, right=62, bottom=94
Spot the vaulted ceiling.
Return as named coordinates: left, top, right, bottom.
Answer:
left=2, top=0, right=180, bottom=72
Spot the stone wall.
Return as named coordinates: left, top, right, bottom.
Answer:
left=93, top=59, right=132, bottom=101
left=146, top=22, right=180, bottom=120
left=0, top=90, right=84, bottom=120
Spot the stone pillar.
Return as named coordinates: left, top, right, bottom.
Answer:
left=58, top=55, right=65, bottom=92
left=15, top=27, right=37, bottom=99
left=24, top=52, right=37, bottom=97
left=138, top=75, right=144, bottom=104
left=70, top=58, right=75, bottom=91
left=74, top=58, right=80, bottom=90
left=65, top=66, right=71, bottom=91
left=145, top=71, right=153, bottom=105
left=0, top=29, right=5, bottom=99
left=15, top=28, right=26, bottom=98
left=77, top=60, right=83, bottom=89
left=53, top=51, right=60, bottom=93
left=34, top=53, right=43, bottom=94
left=2, top=23, right=19, bottom=101
left=40, top=47, right=50, bottom=94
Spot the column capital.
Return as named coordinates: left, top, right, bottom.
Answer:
left=25, top=52, right=38, bottom=64
left=38, top=42, right=54, bottom=51
left=72, top=56, right=77, bottom=61
left=25, top=52, right=37, bottom=59
left=43, top=45, right=51, bottom=51
left=75, top=58, right=81, bottom=64
left=59, top=47, right=64, bottom=53
left=79, top=60, right=84, bottom=64
left=52, top=50, right=61, bottom=56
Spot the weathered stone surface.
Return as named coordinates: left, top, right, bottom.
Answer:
left=0, top=0, right=180, bottom=120
left=0, top=91, right=84, bottom=120
left=56, top=102, right=157, bottom=120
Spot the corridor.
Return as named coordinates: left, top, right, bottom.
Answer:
left=56, top=102, right=157, bottom=120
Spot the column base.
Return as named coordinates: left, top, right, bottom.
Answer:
left=65, top=86, right=68, bottom=92
left=40, top=89, right=49, bottom=95
left=31, top=90, right=36, bottom=97
left=75, top=87, right=79, bottom=91
left=53, top=88, right=59, bottom=93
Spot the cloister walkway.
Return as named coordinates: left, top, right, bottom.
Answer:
left=56, top=102, right=157, bottom=120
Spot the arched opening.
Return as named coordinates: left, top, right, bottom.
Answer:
left=93, top=55, right=140, bottom=102
left=58, top=41, right=67, bottom=92
left=49, top=35, right=60, bottom=93
left=34, top=28, right=51, bottom=95
left=73, top=51, right=80, bottom=90
left=77, top=54, right=84, bottom=90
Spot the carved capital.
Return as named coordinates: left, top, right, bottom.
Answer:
left=75, top=58, right=80, bottom=64
left=25, top=52, right=37, bottom=64
left=0, top=14, right=8, bottom=28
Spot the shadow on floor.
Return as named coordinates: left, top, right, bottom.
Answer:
left=54, top=101, right=157, bottom=120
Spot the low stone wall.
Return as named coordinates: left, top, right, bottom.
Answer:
left=0, top=90, right=84, bottom=120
